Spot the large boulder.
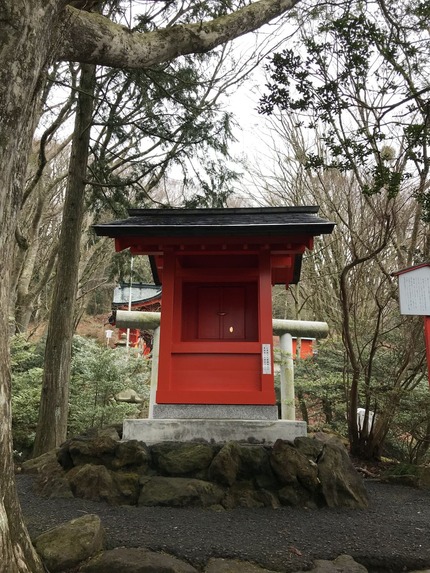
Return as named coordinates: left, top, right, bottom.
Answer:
left=58, top=434, right=118, bottom=469
left=222, top=481, right=280, bottom=509
left=35, top=468, right=74, bottom=500
left=138, top=476, right=225, bottom=507
left=112, top=439, right=151, bottom=472
left=278, top=482, right=316, bottom=508
left=81, top=547, right=198, bottom=572
left=317, top=442, right=369, bottom=509
left=68, top=463, right=140, bottom=505
left=22, top=449, right=73, bottom=499
left=209, top=443, right=272, bottom=486
left=294, top=436, right=324, bottom=461
left=33, top=514, right=105, bottom=573
left=151, top=441, right=215, bottom=476
left=21, top=449, right=60, bottom=474
left=235, top=444, right=273, bottom=481
left=208, top=442, right=241, bottom=486
left=270, top=439, right=320, bottom=492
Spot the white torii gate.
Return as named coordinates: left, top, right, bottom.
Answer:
left=114, top=310, right=329, bottom=420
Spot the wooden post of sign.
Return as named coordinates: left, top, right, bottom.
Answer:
left=425, top=316, right=430, bottom=386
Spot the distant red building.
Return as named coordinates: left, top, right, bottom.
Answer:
left=111, top=283, right=161, bottom=351
left=273, top=336, right=315, bottom=359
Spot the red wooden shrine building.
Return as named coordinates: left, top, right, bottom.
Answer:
left=95, top=207, right=334, bottom=408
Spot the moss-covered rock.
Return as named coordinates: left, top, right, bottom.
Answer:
left=138, top=476, right=225, bottom=507
left=151, top=441, right=215, bottom=476
left=33, top=514, right=105, bottom=572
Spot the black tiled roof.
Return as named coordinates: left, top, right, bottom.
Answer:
left=112, top=283, right=162, bottom=307
left=94, top=206, right=335, bottom=237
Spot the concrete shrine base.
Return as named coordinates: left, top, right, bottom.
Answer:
left=122, top=419, right=307, bottom=445
left=152, top=404, right=279, bottom=420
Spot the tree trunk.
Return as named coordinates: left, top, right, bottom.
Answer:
left=413, top=415, right=430, bottom=465
left=14, top=194, right=45, bottom=333
left=0, top=2, right=66, bottom=570
left=297, top=389, right=309, bottom=424
left=322, top=397, right=333, bottom=425
left=33, top=63, right=96, bottom=457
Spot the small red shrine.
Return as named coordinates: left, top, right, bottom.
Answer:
left=95, top=207, right=334, bottom=408
left=111, top=283, right=161, bottom=348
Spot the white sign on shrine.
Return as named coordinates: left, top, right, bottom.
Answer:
left=396, top=264, right=430, bottom=316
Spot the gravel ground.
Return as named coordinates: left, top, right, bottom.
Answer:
left=17, top=475, right=430, bottom=573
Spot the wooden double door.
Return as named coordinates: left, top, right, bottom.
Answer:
left=182, top=283, right=258, bottom=342
left=156, top=251, right=275, bottom=405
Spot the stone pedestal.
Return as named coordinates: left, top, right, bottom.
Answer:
left=122, top=419, right=307, bottom=445
left=152, top=404, right=278, bottom=420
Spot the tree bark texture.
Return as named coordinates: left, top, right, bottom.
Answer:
left=59, top=0, right=300, bottom=68
left=0, top=2, right=68, bottom=571
left=33, top=63, right=96, bottom=457
left=14, top=193, right=46, bottom=333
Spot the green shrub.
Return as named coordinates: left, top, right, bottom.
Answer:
left=68, top=335, right=151, bottom=436
left=282, top=339, right=347, bottom=434
left=11, top=336, right=44, bottom=454
left=381, top=462, right=420, bottom=478
left=11, top=334, right=44, bottom=372
left=11, top=334, right=151, bottom=453
left=385, top=380, right=430, bottom=466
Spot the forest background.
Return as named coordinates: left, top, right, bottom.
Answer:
left=8, top=0, right=430, bottom=479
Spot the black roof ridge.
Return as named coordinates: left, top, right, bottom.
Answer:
left=127, top=206, right=320, bottom=216
left=94, top=205, right=336, bottom=239
left=99, top=222, right=331, bottom=228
